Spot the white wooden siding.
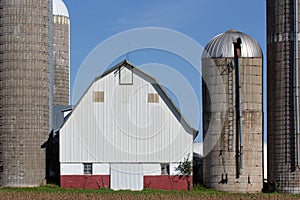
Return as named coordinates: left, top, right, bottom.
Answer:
left=170, top=163, right=180, bottom=175
left=143, top=164, right=161, bottom=175
left=60, top=163, right=110, bottom=175
left=61, top=163, right=83, bottom=175
left=60, top=67, right=193, bottom=163
left=60, top=162, right=186, bottom=176
left=119, top=67, right=133, bottom=84
left=93, top=164, right=110, bottom=175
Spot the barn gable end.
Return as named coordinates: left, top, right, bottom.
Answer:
left=59, top=60, right=197, bottom=190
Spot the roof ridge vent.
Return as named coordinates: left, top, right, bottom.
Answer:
left=226, top=29, right=239, bottom=33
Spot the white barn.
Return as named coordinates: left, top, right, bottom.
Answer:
left=59, top=60, right=198, bottom=190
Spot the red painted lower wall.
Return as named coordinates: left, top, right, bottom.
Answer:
left=61, top=175, right=110, bottom=189
left=60, top=175, right=192, bottom=190
left=144, top=175, right=192, bottom=191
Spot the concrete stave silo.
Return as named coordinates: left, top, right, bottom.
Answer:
left=0, top=0, right=50, bottom=186
left=202, top=30, right=263, bottom=192
left=45, top=0, right=70, bottom=184
left=267, top=0, right=300, bottom=194
left=53, top=0, right=70, bottom=107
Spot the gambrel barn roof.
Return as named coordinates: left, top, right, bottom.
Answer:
left=65, top=60, right=198, bottom=138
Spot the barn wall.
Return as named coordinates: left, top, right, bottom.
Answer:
left=60, top=175, right=110, bottom=189
left=144, top=176, right=192, bottom=190
left=143, top=164, right=161, bottom=175
left=60, top=67, right=193, bottom=163
left=93, top=164, right=110, bottom=175
left=61, top=163, right=109, bottom=175
left=60, top=163, right=181, bottom=176
left=60, top=175, right=191, bottom=190
left=61, top=163, right=82, bottom=175
left=60, top=162, right=191, bottom=190
left=110, top=164, right=143, bottom=190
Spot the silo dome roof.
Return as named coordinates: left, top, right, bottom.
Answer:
left=53, top=0, right=69, bottom=17
left=202, top=30, right=262, bottom=58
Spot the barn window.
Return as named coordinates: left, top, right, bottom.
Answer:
left=83, top=163, right=92, bottom=175
left=160, top=163, right=169, bottom=175
left=93, top=91, right=104, bottom=102
left=148, top=93, right=159, bottom=103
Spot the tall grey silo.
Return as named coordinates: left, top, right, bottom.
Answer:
left=202, top=30, right=263, bottom=192
left=44, top=0, right=70, bottom=184
left=267, top=0, right=300, bottom=193
left=0, top=0, right=50, bottom=186
left=53, top=0, right=70, bottom=107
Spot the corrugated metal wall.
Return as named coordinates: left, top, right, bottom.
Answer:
left=0, top=0, right=50, bottom=187
left=110, top=164, right=143, bottom=190
left=60, top=67, right=193, bottom=163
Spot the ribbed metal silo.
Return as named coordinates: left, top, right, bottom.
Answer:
left=202, top=30, right=263, bottom=192
left=0, top=0, right=50, bottom=186
left=53, top=0, right=70, bottom=107
left=267, top=0, right=300, bottom=194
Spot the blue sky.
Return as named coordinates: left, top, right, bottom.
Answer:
left=63, top=0, right=266, bottom=142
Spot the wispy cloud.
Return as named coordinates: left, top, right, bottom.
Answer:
left=114, top=0, right=201, bottom=30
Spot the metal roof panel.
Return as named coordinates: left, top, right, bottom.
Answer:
left=202, top=30, right=262, bottom=58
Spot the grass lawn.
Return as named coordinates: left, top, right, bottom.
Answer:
left=0, top=185, right=299, bottom=200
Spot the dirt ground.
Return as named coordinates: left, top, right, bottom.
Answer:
left=0, top=192, right=299, bottom=200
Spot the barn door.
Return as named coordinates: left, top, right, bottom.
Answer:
left=110, top=164, right=143, bottom=191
